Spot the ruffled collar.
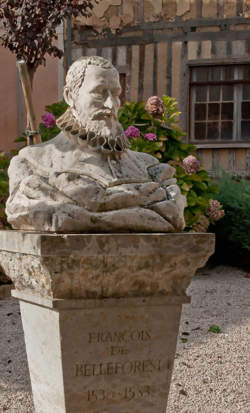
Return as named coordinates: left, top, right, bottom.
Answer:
left=57, top=107, right=130, bottom=154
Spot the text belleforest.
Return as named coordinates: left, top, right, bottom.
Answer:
left=75, top=359, right=162, bottom=377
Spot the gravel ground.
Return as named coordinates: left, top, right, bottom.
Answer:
left=0, top=266, right=250, bottom=413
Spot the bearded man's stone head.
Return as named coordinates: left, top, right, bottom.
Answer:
left=58, top=56, right=129, bottom=153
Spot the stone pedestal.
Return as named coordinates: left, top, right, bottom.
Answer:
left=0, top=231, right=215, bottom=413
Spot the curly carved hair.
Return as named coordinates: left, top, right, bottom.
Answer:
left=64, top=56, right=114, bottom=103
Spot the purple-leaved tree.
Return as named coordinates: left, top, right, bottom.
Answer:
left=0, top=0, right=98, bottom=143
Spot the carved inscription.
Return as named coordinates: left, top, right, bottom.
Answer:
left=88, top=330, right=151, bottom=344
left=74, top=328, right=164, bottom=404
left=110, top=346, right=128, bottom=356
left=87, top=329, right=153, bottom=358
left=86, top=385, right=151, bottom=402
left=75, top=359, right=161, bottom=377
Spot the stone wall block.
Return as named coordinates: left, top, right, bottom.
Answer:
left=0, top=233, right=215, bottom=300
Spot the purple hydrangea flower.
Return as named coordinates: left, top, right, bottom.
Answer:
left=42, top=112, right=56, bottom=128
left=124, top=126, right=141, bottom=138
left=182, top=155, right=200, bottom=174
left=144, top=133, right=157, bottom=141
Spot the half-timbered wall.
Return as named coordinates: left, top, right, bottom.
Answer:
left=68, top=0, right=250, bottom=177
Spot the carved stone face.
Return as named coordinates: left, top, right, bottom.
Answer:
left=58, top=61, right=128, bottom=152
left=73, top=65, right=121, bottom=124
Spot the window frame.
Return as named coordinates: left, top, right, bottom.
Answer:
left=188, top=59, right=250, bottom=146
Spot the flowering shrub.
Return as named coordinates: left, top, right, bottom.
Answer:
left=145, top=96, right=164, bottom=118
left=144, top=133, right=157, bottom=141
left=124, top=126, right=140, bottom=138
left=182, top=155, right=200, bottom=175
left=42, top=112, right=56, bottom=128
left=118, top=96, right=222, bottom=230
left=39, top=101, right=68, bottom=142
left=36, top=96, right=223, bottom=231
left=206, top=199, right=225, bottom=222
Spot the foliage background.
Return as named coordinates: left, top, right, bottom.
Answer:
left=118, top=97, right=219, bottom=230
left=209, top=170, right=250, bottom=269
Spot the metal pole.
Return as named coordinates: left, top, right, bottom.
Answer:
left=17, top=68, right=23, bottom=140
left=66, top=18, right=72, bottom=70
left=16, top=60, right=41, bottom=145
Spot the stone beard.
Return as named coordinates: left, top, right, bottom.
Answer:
left=57, top=106, right=129, bottom=154
left=6, top=56, right=186, bottom=233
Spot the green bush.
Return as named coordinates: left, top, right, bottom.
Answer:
left=118, top=97, right=219, bottom=230
left=210, top=170, right=250, bottom=269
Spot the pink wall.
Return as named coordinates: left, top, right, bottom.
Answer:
left=0, top=45, right=59, bottom=151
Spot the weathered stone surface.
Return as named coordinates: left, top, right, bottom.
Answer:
left=17, top=294, right=183, bottom=413
left=0, top=232, right=215, bottom=299
left=1, top=230, right=214, bottom=413
left=6, top=56, right=186, bottom=234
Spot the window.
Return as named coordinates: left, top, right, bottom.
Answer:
left=190, top=65, right=250, bottom=142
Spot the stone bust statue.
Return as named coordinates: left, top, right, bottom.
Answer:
left=6, top=56, right=186, bottom=233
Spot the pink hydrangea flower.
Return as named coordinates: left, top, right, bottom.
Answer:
left=42, top=112, right=56, bottom=128
left=124, top=126, right=141, bottom=138
left=145, top=96, right=164, bottom=117
left=183, top=155, right=200, bottom=174
left=144, top=133, right=157, bottom=141
left=207, top=199, right=225, bottom=221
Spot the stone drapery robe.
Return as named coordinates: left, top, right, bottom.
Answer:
left=6, top=133, right=186, bottom=232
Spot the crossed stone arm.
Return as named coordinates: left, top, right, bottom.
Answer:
left=6, top=156, right=186, bottom=233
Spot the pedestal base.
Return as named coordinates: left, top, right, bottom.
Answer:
left=14, top=291, right=188, bottom=413
left=0, top=231, right=215, bottom=413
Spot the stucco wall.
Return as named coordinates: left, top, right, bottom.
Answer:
left=0, top=46, right=59, bottom=151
